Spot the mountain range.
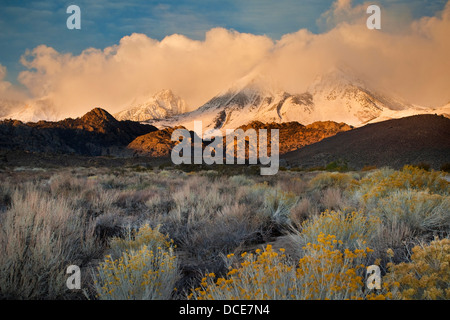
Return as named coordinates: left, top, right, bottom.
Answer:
left=144, top=68, right=450, bottom=134
left=0, top=107, right=448, bottom=170
left=2, top=68, right=449, bottom=129
left=0, top=89, right=187, bottom=124
left=0, top=67, right=448, bottom=170
left=0, top=108, right=156, bottom=156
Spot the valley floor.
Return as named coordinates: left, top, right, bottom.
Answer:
left=0, top=162, right=449, bottom=300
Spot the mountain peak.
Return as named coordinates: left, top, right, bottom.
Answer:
left=153, top=88, right=177, bottom=100
left=114, top=89, right=187, bottom=122
left=81, top=107, right=118, bottom=124
left=222, top=73, right=283, bottom=97
left=308, top=66, right=366, bottom=93
left=148, top=67, right=420, bottom=131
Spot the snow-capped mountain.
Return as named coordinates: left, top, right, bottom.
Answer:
left=0, top=98, right=23, bottom=118
left=1, top=98, right=61, bottom=123
left=146, top=68, right=418, bottom=135
left=365, top=102, right=450, bottom=124
left=3, top=69, right=446, bottom=128
left=114, top=89, right=187, bottom=122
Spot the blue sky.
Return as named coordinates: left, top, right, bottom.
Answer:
left=0, top=0, right=448, bottom=85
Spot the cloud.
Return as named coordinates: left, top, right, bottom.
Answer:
left=16, top=28, right=274, bottom=117
left=0, top=64, right=28, bottom=101
left=2, top=0, right=450, bottom=119
left=317, top=0, right=367, bottom=31
left=316, top=0, right=425, bottom=33
left=0, top=64, right=30, bottom=117
left=254, top=0, right=450, bottom=107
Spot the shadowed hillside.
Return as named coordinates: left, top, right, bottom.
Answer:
left=0, top=108, right=157, bottom=156
left=282, top=114, right=450, bottom=170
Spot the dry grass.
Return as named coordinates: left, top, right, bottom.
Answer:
left=0, top=184, right=101, bottom=299
left=0, top=164, right=448, bottom=300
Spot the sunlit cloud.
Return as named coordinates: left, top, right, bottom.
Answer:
left=1, top=0, right=449, bottom=119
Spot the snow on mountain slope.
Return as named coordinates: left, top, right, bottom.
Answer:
left=0, top=98, right=23, bottom=118
left=114, top=89, right=187, bottom=121
left=1, top=99, right=61, bottom=123
left=366, top=102, right=450, bottom=124
left=145, top=68, right=416, bottom=135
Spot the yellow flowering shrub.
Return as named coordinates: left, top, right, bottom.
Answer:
left=108, top=224, right=175, bottom=259
left=301, top=210, right=380, bottom=250
left=354, top=165, right=449, bottom=208
left=94, top=224, right=179, bottom=300
left=189, top=233, right=381, bottom=300
left=295, top=233, right=376, bottom=300
left=382, top=237, right=450, bottom=300
left=189, top=244, right=294, bottom=300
